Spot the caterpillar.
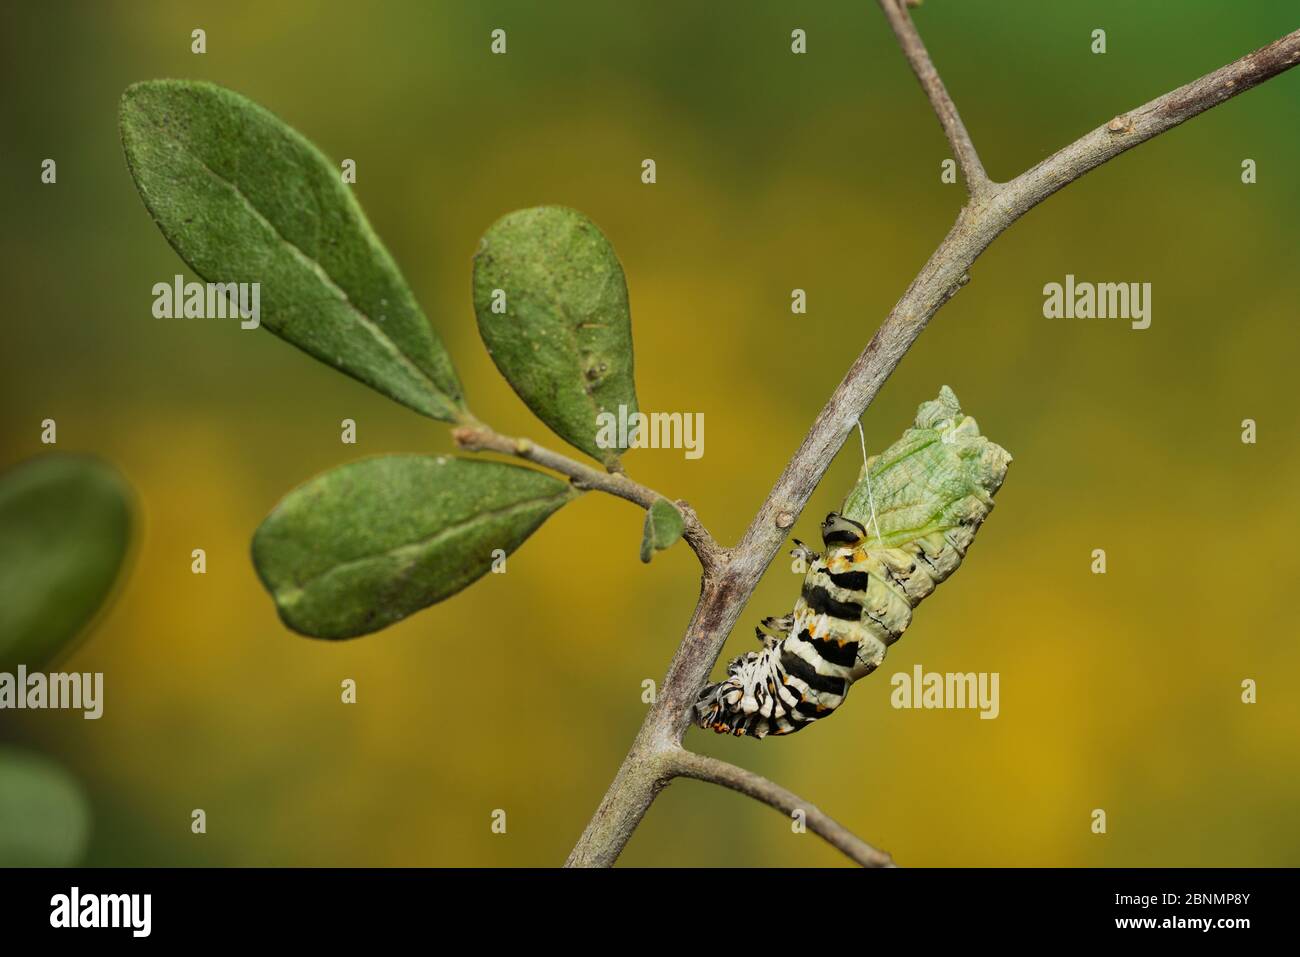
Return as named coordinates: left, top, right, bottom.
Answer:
left=695, top=386, right=1012, bottom=738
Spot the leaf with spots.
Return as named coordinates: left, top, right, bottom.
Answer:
left=473, top=206, right=638, bottom=467
left=252, top=455, right=577, bottom=639
left=119, top=79, right=466, bottom=422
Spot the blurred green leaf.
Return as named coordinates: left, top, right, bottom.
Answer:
left=253, top=455, right=576, bottom=639
left=473, top=206, right=637, bottom=467
left=119, top=79, right=466, bottom=422
left=639, top=497, right=685, bottom=563
left=0, top=455, right=132, bottom=671
left=0, top=747, right=91, bottom=867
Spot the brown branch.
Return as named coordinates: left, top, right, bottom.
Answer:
left=1002, top=28, right=1300, bottom=218
left=665, top=749, right=894, bottom=867
left=452, top=425, right=728, bottom=576
left=565, top=21, right=1300, bottom=868
left=878, top=0, right=990, bottom=196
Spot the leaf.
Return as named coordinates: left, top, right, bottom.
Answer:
left=119, top=79, right=466, bottom=422
left=473, top=206, right=638, bottom=467
left=640, top=498, right=685, bottom=563
left=840, top=385, right=1012, bottom=547
left=0, top=455, right=132, bottom=671
left=0, top=747, right=91, bottom=867
left=252, top=455, right=576, bottom=639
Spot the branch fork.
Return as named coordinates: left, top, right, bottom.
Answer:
left=461, top=8, right=1300, bottom=867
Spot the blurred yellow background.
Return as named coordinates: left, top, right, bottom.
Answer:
left=1, top=0, right=1297, bottom=866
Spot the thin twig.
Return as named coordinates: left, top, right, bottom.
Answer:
left=452, top=424, right=728, bottom=576
left=565, top=21, right=1300, bottom=868
left=1004, top=28, right=1300, bottom=217
left=878, top=0, right=990, bottom=196
left=666, top=749, right=895, bottom=867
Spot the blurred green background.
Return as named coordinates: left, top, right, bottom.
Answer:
left=1, top=0, right=1297, bottom=866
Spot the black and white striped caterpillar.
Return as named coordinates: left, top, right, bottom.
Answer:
left=695, top=386, right=1011, bottom=738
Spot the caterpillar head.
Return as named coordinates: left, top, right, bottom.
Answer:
left=820, top=512, right=867, bottom=549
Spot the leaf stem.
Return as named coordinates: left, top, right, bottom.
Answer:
left=451, top=425, right=728, bottom=576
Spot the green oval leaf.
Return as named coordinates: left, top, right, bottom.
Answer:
left=252, top=455, right=576, bottom=639
left=0, top=747, right=91, bottom=867
left=640, top=497, right=685, bottom=563
left=473, top=206, right=638, bottom=467
left=0, top=455, right=132, bottom=671
left=120, top=79, right=466, bottom=422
